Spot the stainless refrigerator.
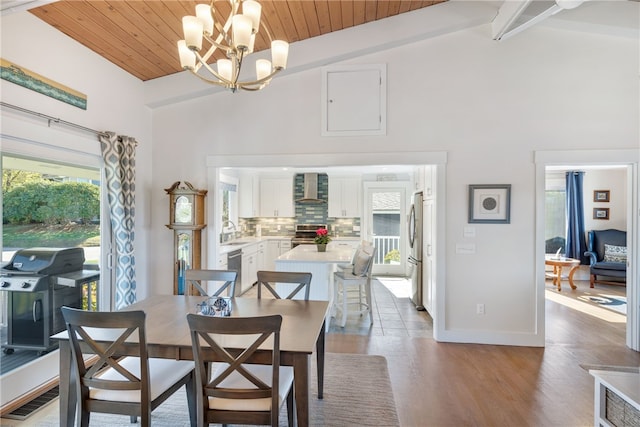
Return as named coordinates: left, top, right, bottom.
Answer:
left=408, top=191, right=425, bottom=310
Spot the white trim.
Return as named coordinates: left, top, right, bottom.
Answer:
left=206, top=151, right=448, bottom=168
left=535, top=149, right=640, bottom=352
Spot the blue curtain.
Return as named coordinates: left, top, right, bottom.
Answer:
left=100, top=132, right=137, bottom=309
left=565, top=171, right=587, bottom=264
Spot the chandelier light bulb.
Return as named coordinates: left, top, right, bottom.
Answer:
left=217, top=59, right=233, bottom=82
left=256, top=59, right=272, bottom=81
left=232, top=14, right=252, bottom=50
left=271, top=40, right=289, bottom=69
left=195, top=4, right=214, bottom=36
left=182, top=16, right=203, bottom=51
left=242, top=0, right=262, bottom=33
left=177, top=40, right=195, bottom=70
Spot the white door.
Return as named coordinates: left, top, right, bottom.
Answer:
left=362, top=182, right=412, bottom=275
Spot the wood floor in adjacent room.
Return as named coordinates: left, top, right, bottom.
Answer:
left=327, top=278, right=639, bottom=427
left=3, top=278, right=638, bottom=426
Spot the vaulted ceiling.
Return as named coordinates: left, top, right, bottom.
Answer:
left=25, top=1, right=447, bottom=82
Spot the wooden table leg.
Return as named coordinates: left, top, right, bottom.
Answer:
left=316, top=319, right=325, bottom=399
left=293, top=354, right=310, bottom=427
left=555, top=266, right=563, bottom=291
left=568, top=264, right=579, bottom=289
left=58, top=340, right=76, bottom=427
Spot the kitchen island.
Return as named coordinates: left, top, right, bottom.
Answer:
left=275, top=244, right=354, bottom=302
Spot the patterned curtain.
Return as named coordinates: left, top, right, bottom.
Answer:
left=565, top=171, right=588, bottom=264
left=99, top=132, right=137, bottom=309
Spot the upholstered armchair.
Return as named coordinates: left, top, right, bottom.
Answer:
left=584, top=229, right=627, bottom=288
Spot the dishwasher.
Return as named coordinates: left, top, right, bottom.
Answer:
left=227, top=249, right=242, bottom=296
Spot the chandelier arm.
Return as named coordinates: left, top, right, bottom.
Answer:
left=236, top=67, right=284, bottom=89
left=189, top=69, right=230, bottom=88
left=210, top=1, right=235, bottom=47
left=202, top=34, right=234, bottom=58
left=193, top=50, right=233, bottom=85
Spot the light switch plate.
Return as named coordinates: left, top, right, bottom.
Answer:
left=456, top=243, right=476, bottom=254
left=463, top=226, right=476, bottom=238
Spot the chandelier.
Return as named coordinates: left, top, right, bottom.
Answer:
left=177, top=0, right=289, bottom=92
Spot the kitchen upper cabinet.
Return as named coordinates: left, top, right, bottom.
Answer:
left=259, top=177, right=294, bottom=217
left=328, top=176, right=361, bottom=218
left=238, top=173, right=259, bottom=218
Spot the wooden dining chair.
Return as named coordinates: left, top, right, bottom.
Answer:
left=256, top=270, right=313, bottom=300
left=185, top=269, right=238, bottom=297
left=60, top=306, right=195, bottom=427
left=333, top=246, right=376, bottom=327
left=186, top=314, right=294, bottom=427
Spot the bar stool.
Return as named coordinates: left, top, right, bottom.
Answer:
left=333, top=247, right=375, bottom=328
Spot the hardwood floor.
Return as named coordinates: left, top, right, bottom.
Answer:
left=3, top=278, right=638, bottom=426
left=327, top=278, right=639, bottom=427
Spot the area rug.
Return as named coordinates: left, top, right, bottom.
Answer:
left=36, top=353, right=399, bottom=427
left=579, top=294, right=627, bottom=315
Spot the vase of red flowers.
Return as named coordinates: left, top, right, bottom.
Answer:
left=314, top=228, right=330, bottom=252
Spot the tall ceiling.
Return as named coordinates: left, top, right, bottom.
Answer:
left=25, top=0, right=447, bottom=82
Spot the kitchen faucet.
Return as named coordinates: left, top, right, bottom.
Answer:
left=222, top=220, right=237, bottom=232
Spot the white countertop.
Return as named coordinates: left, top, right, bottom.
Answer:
left=276, top=244, right=353, bottom=263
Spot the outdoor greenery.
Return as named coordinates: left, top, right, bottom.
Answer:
left=384, top=249, right=401, bottom=264
left=2, top=168, right=101, bottom=249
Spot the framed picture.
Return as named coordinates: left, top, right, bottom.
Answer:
left=468, top=184, right=511, bottom=224
left=593, top=208, right=610, bottom=220
left=593, top=190, right=610, bottom=202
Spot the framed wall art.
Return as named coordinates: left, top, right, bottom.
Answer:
left=468, top=184, right=511, bottom=224
left=593, top=207, right=610, bottom=220
left=593, top=190, right=610, bottom=202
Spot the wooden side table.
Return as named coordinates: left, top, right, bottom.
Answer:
left=545, top=256, right=580, bottom=291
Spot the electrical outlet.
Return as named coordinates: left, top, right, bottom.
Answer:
left=477, top=304, right=485, bottom=315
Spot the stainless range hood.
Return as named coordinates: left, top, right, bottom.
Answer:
left=296, top=173, right=325, bottom=203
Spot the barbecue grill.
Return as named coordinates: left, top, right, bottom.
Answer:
left=291, top=224, right=327, bottom=247
left=1, top=247, right=86, bottom=355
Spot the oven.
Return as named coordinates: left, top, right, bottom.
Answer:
left=1, top=248, right=86, bottom=355
left=291, top=224, right=327, bottom=248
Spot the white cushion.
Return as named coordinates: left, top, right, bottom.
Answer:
left=90, top=357, right=193, bottom=403
left=352, top=251, right=371, bottom=276
left=603, top=244, right=627, bottom=263
left=208, top=363, right=294, bottom=412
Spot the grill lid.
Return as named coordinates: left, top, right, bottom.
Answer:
left=4, top=247, right=85, bottom=275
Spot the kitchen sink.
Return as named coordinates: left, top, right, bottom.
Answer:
left=222, top=242, right=246, bottom=246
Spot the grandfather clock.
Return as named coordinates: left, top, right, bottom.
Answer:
left=165, top=181, right=207, bottom=295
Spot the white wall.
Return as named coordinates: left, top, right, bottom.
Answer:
left=584, top=169, right=627, bottom=232
left=0, top=13, right=154, bottom=306
left=149, top=4, right=639, bottom=346
left=0, top=2, right=637, bottom=350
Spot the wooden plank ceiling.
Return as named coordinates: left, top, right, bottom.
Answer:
left=29, top=0, right=447, bottom=81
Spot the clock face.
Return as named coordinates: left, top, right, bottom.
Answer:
left=175, top=196, right=193, bottom=223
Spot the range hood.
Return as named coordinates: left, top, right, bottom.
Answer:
left=296, top=173, right=325, bottom=203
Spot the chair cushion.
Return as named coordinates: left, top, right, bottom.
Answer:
left=603, top=244, right=627, bottom=263
left=352, top=252, right=371, bottom=276
left=209, top=364, right=294, bottom=412
left=90, top=357, right=193, bottom=403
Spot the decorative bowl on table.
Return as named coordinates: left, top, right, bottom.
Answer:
left=195, top=297, right=232, bottom=316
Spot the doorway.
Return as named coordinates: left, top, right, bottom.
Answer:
left=362, top=181, right=412, bottom=276
left=535, top=149, right=639, bottom=351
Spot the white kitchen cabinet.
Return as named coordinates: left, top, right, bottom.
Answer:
left=216, top=253, right=228, bottom=270
left=259, top=177, right=294, bottom=217
left=257, top=242, right=266, bottom=270
left=238, top=173, right=259, bottom=218
left=328, top=176, right=361, bottom=218
left=241, top=243, right=258, bottom=294
left=265, top=239, right=292, bottom=270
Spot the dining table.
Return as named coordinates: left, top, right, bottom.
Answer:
left=53, top=295, right=330, bottom=427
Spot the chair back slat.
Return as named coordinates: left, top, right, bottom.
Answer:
left=256, top=270, right=312, bottom=300
left=185, top=269, right=238, bottom=297
left=187, top=313, right=287, bottom=426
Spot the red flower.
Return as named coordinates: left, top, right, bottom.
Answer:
left=314, top=228, right=330, bottom=244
